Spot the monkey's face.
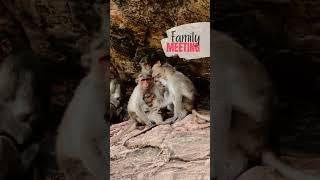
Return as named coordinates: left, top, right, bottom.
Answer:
left=151, top=64, right=165, bottom=81
left=0, top=61, right=38, bottom=146
left=144, top=63, right=151, bottom=70
left=110, top=81, right=121, bottom=108
left=139, top=76, right=153, bottom=91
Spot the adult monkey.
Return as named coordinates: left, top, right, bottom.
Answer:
left=55, top=2, right=108, bottom=180
left=212, top=29, right=274, bottom=180
left=0, top=51, right=49, bottom=180
left=110, top=79, right=123, bottom=123
left=110, top=72, right=169, bottom=145
left=212, top=29, right=320, bottom=180
left=56, top=40, right=107, bottom=179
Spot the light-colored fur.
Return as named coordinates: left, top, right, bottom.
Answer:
left=152, top=62, right=196, bottom=120
left=56, top=51, right=106, bottom=179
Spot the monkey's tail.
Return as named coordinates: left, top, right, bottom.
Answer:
left=262, top=151, right=319, bottom=180
left=192, top=109, right=210, bottom=122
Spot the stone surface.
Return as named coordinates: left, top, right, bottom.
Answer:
left=110, top=114, right=210, bottom=179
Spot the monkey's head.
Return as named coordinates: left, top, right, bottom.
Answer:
left=139, top=57, right=151, bottom=70
left=151, top=61, right=176, bottom=80
left=0, top=52, right=47, bottom=147
left=136, top=73, right=154, bottom=92
left=151, top=61, right=165, bottom=79
left=80, top=37, right=107, bottom=84
left=110, top=79, right=121, bottom=108
left=143, top=63, right=151, bottom=71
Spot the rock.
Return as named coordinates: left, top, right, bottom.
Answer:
left=110, top=114, right=210, bottom=179
left=110, top=0, right=210, bottom=86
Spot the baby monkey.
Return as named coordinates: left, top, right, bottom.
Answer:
left=139, top=57, right=152, bottom=75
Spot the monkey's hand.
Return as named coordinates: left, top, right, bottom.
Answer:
left=149, top=106, right=161, bottom=112
left=144, top=119, right=154, bottom=128
left=160, top=101, right=171, bottom=109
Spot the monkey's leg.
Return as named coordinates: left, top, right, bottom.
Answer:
left=122, top=112, right=165, bottom=146
left=214, top=94, right=240, bottom=179
left=232, top=83, right=272, bottom=124
left=173, top=94, right=188, bottom=121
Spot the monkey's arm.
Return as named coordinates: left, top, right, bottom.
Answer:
left=128, top=89, right=153, bottom=127
left=173, top=92, right=188, bottom=120
left=134, top=103, right=153, bottom=127
left=150, top=87, right=170, bottom=112
left=213, top=66, right=233, bottom=180
left=160, top=94, right=172, bottom=109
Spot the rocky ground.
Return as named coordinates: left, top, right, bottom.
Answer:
left=110, top=114, right=210, bottom=180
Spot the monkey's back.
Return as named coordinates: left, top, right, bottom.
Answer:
left=167, top=70, right=196, bottom=101
left=56, top=73, right=106, bottom=178
left=212, top=30, right=273, bottom=122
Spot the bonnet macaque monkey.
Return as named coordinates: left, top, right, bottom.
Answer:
left=212, top=29, right=320, bottom=180
left=110, top=72, right=168, bottom=145
left=139, top=57, right=152, bottom=75
left=110, top=79, right=123, bottom=122
left=212, top=29, right=273, bottom=180
left=0, top=51, right=47, bottom=179
left=152, top=62, right=208, bottom=123
left=110, top=79, right=121, bottom=107
left=56, top=47, right=107, bottom=180
left=139, top=57, right=172, bottom=111
left=56, top=3, right=107, bottom=180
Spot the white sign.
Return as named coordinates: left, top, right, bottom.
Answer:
left=161, top=22, right=210, bottom=60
